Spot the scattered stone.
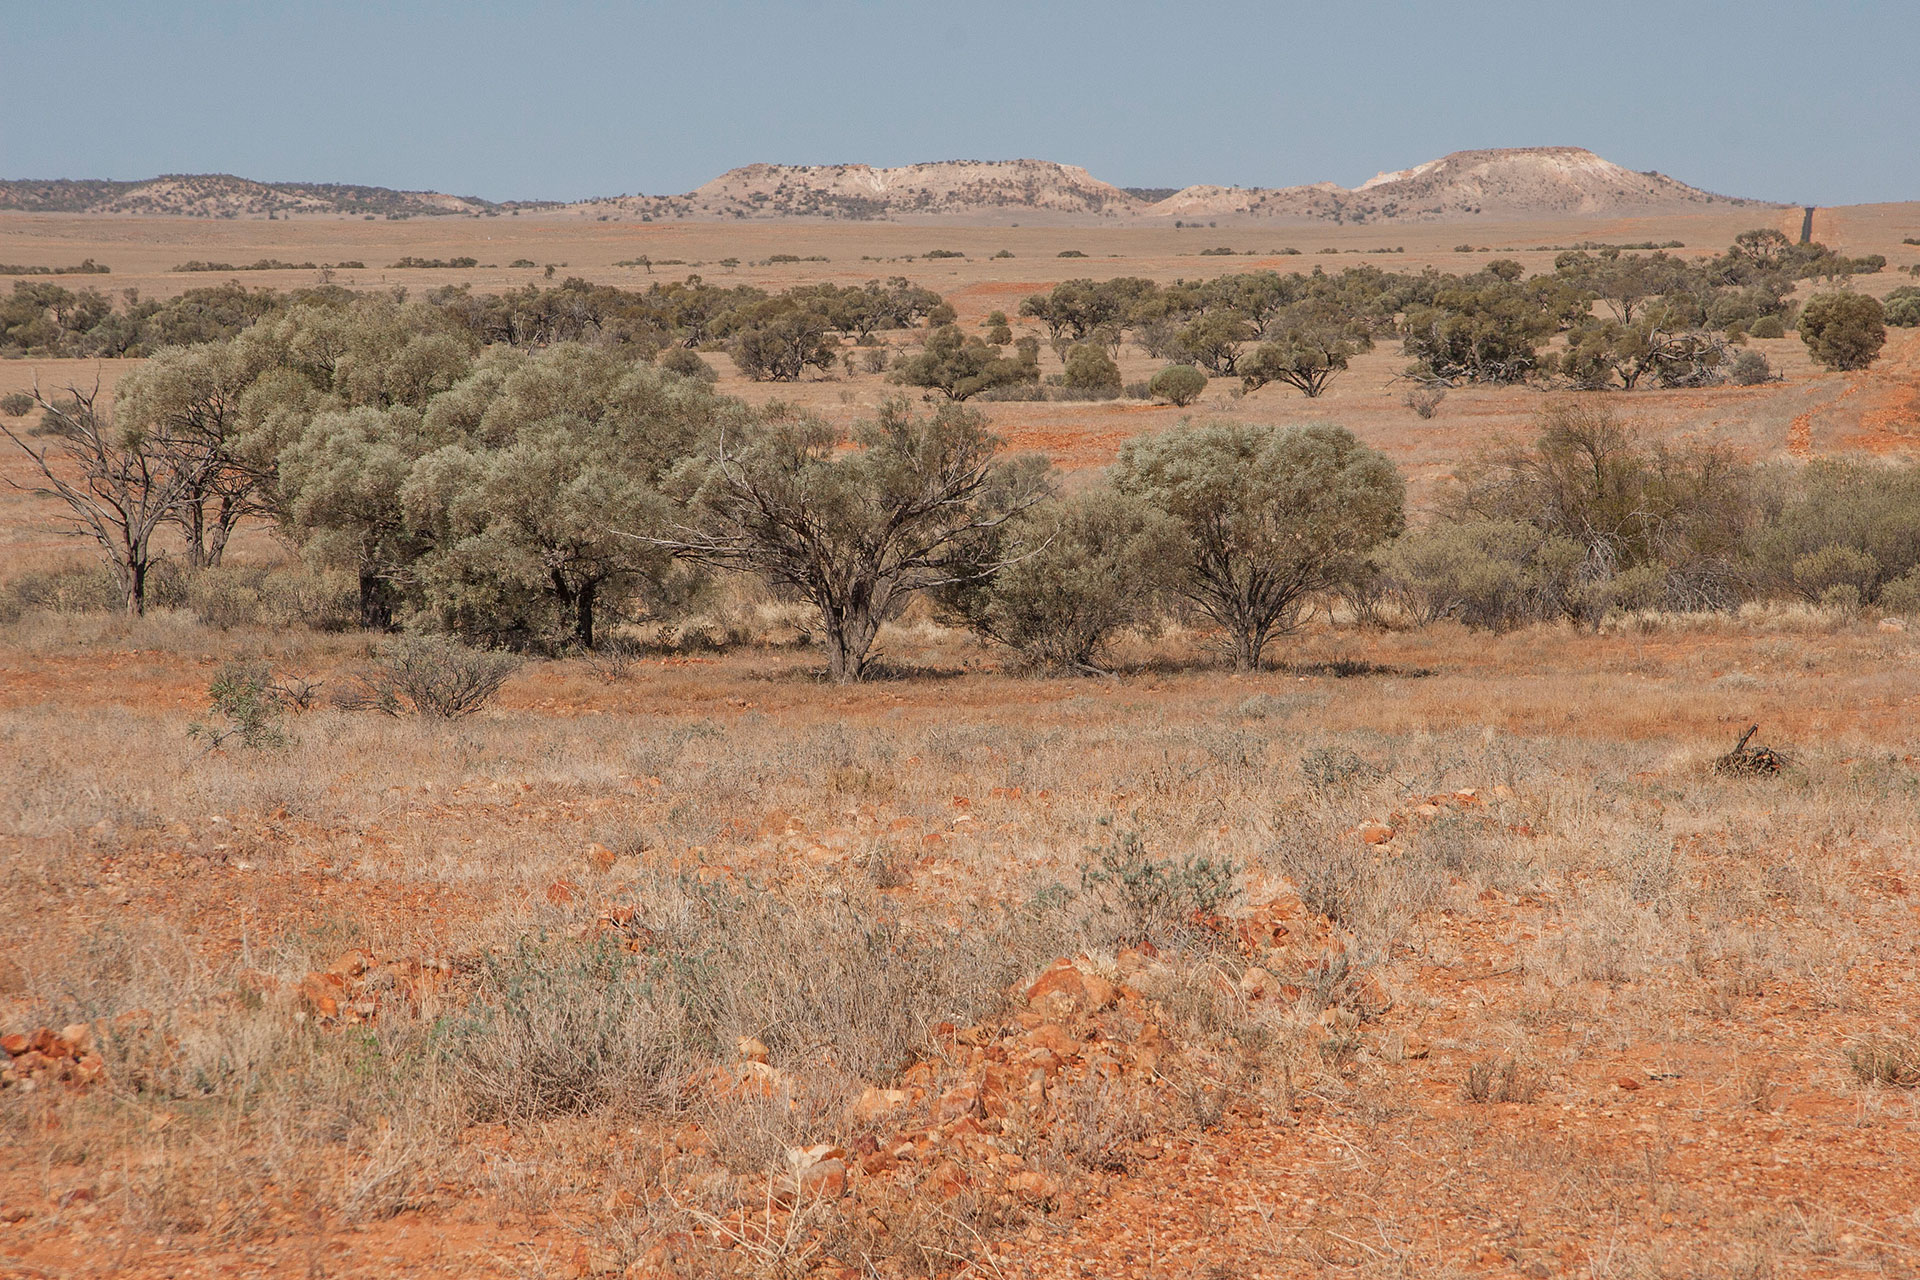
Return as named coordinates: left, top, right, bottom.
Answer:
left=1355, top=821, right=1395, bottom=845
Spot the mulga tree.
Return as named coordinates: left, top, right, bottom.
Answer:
left=659, top=398, right=1052, bottom=682
left=1114, top=420, right=1404, bottom=670
left=404, top=345, right=735, bottom=648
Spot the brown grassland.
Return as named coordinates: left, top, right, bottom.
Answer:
left=2, top=204, right=1920, bottom=1279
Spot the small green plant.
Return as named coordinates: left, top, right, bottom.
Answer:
left=1079, top=827, right=1240, bottom=944
left=188, top=660, right=289, bottom=749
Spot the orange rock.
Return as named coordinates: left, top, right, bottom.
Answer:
left=0, top=1034, right=27, bottom=1056
left=1027, top=959, right=1115, bottom=1015
left=544, top=879, right=578, bottom=906
left=1023, top=1021, right=1075, bottom=1057
left=326, top=950, right=371, bottom=979
left=1006, top=1169, right=1060, bottom=1203
left=850, top=1086, right=910, bottom=1123
left=1355, top=821, right=1395, bottom=845
left=1614, top=1075, right=1643, bottom=1091
left=585, top=842, right=616, bottom=874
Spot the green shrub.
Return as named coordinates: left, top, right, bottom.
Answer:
left=1378, top=519, right=1583, bottom=628
left=657, top=345, right=718, bottom=383
left=1799, top=292, right=1886, bottom=370
left=1079, top=828, right=1241, bottom=946
left=188, top=661, right=290, bottom=749
left=1884, top=287, right=1920, bottom=328
left=1061, top=343, right=1122, bottom=396
left=1881, top=568, right=1920, bottom=616
left=1748, top=314, right=1786, bottom=339
left=1148, top=364, right=1207, bottom=406
left=1790, top=544, right=1879, bottom=602
left=941, top=488, right=1179, bottom=672
left=1729, top=350, right=1774, bottom=386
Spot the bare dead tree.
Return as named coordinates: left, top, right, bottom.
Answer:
left=0, top=381, right=213, bottom=614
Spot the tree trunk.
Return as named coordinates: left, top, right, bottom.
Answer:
left=358, top=568, right=393, bottom=631
left=823, top=604, right=882, bottom=684
left=205, top=497, right=237, bottom=569
left=125, top=557, right=148, bottom=616
left=574, top=579, right=597, bottom=651
left=1231, top=624, right=1264, bottom=673
left=180, top=500, right=210, bottom=572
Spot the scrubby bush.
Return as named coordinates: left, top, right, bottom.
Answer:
left=1061, top=343, right=1123, bottom=397
left=1884, top=287, right=1920, bottom=328
left=1881, top=568, right=1920, bottom=617
left=1403, top=385, right=1446, bottom=418
left=1749, top=314, right=1786, bottom=339
left=187, top=660, right=290, bottom=749
left=0, top=391, right=32, bottom=416
left=657, top=345, right=717, bottom=383
left=1729, top=350, right=1774, bottom=386
left=1115, top=421, right=1404, bottom=669
left=939, top=487, right=1179, bottom=672
left=1752, top=460, right=1920, bottom=604
left=1079, top=828, right=1241, bottom=946
left=1148, top=364, right=1207, bottom=406
left=337, top=635, right=519, bottom=718
left=1798, top=292, right=1885, bottom=370
left=1378, top=519, right=1585, bottom=629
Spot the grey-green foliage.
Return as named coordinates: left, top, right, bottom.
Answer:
left=1752, top=460, right=1920, bottom=605
left=337, top=634, right=519, bottom=718
left=1884, top=287, right=1920, bottom=328
left=940, top=486, right=1180, bottom=672
left=1114, top=420, right=1404, bottom=670
left=1060, top=342, right=1122, bottom=396
left=1798, top=291, right=1886, bottom=370
left=1148, top=363, right=1207, bottom=406
left=187, top=660, right=290, bottom=749
left=1377, top=519, right=1586, bottom=629
left=889, top=323, right=1037, bottom=401
left=662, top=398, right=1053, bottom=683
left=1079, top=828, right=1241, bottom=947
left=401, top=345, right=737, bottom=649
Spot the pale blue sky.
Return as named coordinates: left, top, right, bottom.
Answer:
left=3, top=0, right=1914, bottom=205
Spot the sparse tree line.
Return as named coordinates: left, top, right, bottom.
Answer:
left=6, top=291, right=1919, bottom=684
left=1003, top=229, right=1902, bottom=404
left=0, top=272, right=950, bottom=369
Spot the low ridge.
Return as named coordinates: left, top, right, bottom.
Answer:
left=0, top=148, right=1779, bottom=223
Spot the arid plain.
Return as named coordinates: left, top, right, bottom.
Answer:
left=3, top=197, right=1920, bottom=1280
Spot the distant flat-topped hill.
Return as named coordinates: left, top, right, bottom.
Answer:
left=0, top=174, right=550, bottom=219
left=1, top=149, right=1783, bottom=223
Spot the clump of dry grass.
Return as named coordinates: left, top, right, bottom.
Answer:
left=1845, top=1032, right=1920, bottom=1088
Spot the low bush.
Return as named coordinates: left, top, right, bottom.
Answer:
left=657, top=346, right=718, bottom=383
left=1079, top=828, right=1241, bottom=946
left=1148, top=364, right=1207, bottom=406
left=336, top=635, right=519, bottom=718
left=187, top=660, right=290, bottom=750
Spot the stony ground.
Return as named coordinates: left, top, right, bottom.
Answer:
left=3, top=614, right=1919, bottom=1278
